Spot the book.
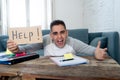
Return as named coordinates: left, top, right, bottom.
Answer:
left=0, top=52, right=39, bottom=65
left=50, top=55, right=89, bottom=67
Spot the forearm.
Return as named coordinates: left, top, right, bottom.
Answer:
left=18, top=43, right=43, bottom=52
left=72, top=38, right=96, bottom=55
left=76, top=43, right=96, bottom=55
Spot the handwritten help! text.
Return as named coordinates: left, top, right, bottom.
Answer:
left=8, top=26, right=43, bottom=44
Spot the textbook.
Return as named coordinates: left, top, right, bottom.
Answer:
left=0, top=52, right=39, bottom=65
left=50, top=55, right=89, bottom=67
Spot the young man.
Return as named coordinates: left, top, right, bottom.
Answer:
left=7, top=20, right=107, bottom=60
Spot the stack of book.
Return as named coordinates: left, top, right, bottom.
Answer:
left=0, top=52, right=39, bottom=65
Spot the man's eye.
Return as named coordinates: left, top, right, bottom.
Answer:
left=52, top=32, right=58, bottom=35
left=60, top=30, right=65, bottom=34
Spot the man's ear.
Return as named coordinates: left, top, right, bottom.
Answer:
left=66, top=30, right=68, bottom=36
left=49, top=33, right=53, bottom=42
left=50, top=32, right=53, bottom=39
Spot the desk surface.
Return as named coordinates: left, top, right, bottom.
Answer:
left=0, top=56, right=120, bottom=80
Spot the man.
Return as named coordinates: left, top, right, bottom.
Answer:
left=7, top=20, right=107, bottom=60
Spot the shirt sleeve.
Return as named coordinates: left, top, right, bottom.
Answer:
left=69, top=37, right=96, bottom=55
left=18, top=35, right=50, bottom=53
left=18, top=43, right=43, bottom=52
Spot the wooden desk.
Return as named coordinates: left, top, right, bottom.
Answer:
left=0, top=56, right=120, bottom=80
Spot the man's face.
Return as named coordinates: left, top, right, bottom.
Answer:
left=50, top=24, right=68, bottom=48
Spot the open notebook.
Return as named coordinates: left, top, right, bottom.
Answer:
left=50, top=55, right=89, bottom=67
left=0, top=52, right=39, bottom=65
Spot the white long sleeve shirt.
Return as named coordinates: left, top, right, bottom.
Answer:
left=19, top=34, right=96, bottom=56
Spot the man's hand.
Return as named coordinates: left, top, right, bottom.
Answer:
left=94, top=41, right=107, bottom=60
left=7, top=40, right=19, bottom=53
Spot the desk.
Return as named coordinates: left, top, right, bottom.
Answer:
left=0, top=56, right=120, bottom=80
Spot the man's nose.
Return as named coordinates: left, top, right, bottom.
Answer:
left=57, top=33, right=62, bottom=38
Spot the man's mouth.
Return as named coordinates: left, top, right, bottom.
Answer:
left=57, top=40, right=63, bottom=44
left=55, top=39, right=65, bottom=48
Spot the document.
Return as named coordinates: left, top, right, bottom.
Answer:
left=50, top=55, right=89, bottom=67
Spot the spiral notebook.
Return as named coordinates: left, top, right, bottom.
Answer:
left=50, top=55, right=89, bottom=67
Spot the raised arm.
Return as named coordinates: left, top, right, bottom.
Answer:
left=7, top=40, right=43, bottom=53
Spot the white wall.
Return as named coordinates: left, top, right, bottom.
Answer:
left=83, top=0, right=114, bottom=32
left=0, top=0, right=1, bottom=34
left=53, top=0, right=83, bottom=29
left=53, top=0, right=120, bottom=33
left=114, top=0, right=120, bottom=33
left=83, top=0, right=120, bottom=33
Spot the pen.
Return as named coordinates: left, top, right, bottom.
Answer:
left=62, top=58, right=74, bottom=61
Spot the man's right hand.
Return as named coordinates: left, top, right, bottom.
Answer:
left=7, top=40, right=19, bottom=53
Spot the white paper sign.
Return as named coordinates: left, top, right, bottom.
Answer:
left=8, top=26, right=43, bottom=44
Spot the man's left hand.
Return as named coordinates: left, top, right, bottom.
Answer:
left=94, top=41, right=107, bottom=60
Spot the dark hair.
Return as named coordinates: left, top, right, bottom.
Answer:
left=50, top=20, right=66, bottom=31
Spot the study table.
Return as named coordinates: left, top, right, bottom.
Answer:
left=0, top=56, right=120, bottom=80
